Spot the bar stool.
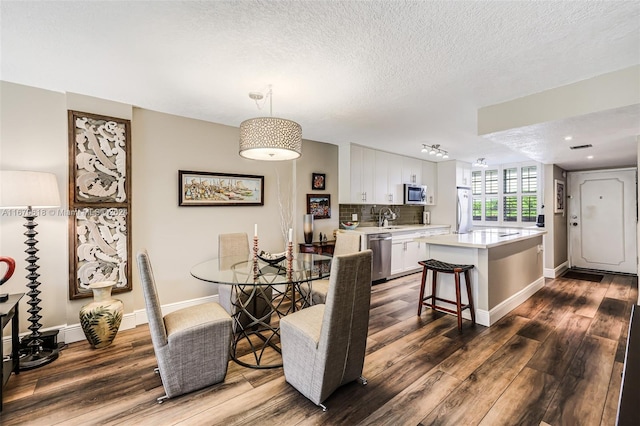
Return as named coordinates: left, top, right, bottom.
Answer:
left=417, top=259, right=476, bottom=331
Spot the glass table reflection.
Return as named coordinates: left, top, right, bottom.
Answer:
left=190, top=252, right=332, bottom=369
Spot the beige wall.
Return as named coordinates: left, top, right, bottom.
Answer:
left=488, top=236, right=543, bottom=309
left=1, top=81, right=338, bottom=338
left=543, top=163, right=568, bottom=274
left=1, top=82, right=69, bottom=329
left=295, top=139, right=339, bottom=240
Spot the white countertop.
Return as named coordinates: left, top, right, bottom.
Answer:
left=343, top=224, right=451, bottom=235
left=414, top=227, right=546, bottom=249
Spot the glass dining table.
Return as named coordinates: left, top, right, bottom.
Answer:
left=190, top=252, right=332, bottom=369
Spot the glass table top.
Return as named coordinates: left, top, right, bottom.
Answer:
left=190, top=252, right=333, bottom=285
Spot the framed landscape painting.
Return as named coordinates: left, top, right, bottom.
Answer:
left=307, top=194, right=331, bottom=219
left=179, top=170, right=264, bottom=206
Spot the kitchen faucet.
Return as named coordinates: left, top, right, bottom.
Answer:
left=378, top=207, right=395, bottom=227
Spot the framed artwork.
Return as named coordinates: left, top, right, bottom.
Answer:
left=554, top=179, right=565, bottom=213
left=307, top=194, right=331, bottom=219
left=69, top=111, right=131, bottom=204
left=71, top=207, right=130, bottom=298
left=68, top=110, right=132, bottom=299
left=312, top=173, right=326, bottom=190
left=179, top=170, right=264, bottom=206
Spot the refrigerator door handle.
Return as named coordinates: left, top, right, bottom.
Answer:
left=456, top=196, right=462, bottom=232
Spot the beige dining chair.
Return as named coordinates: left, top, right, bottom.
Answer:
left=137, top=249, right=232, bottom=403
left=217, top=232, right=272, bottom=330
left=300, top=231, right=362, bottom=305
left=280, top=249, right=373, bottom=410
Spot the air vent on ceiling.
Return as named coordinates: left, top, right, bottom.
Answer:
left=569, top=144, right=593, bottom=150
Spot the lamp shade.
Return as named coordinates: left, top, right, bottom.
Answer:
left=0, top=170, right=61, bottom=208
left=239, top=117, right=302, bottom=161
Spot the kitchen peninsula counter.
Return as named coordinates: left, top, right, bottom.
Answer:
left=414, top=227, right=546, bottom=249
left=414, top=227, right=546, bottom=327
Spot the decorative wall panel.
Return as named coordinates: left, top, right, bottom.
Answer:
left=68, top=111, right=132, bottom=299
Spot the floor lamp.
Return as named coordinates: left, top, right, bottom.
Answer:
left=0, top=170, right=61, bottom=370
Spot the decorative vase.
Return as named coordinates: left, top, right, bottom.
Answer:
left=79, top=281, right=123, bottom=349
left=303, top=214, right=314, bottom=244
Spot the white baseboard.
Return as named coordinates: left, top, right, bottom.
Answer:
left=544, top=261, right=569, bottom=278
left=487, top=276, right=545, bottom=325
left=3, top=294, right=220, bottom=354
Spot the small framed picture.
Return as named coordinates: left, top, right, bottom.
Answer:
left=307, top=194, right=331, bottom=219
left=554, top=179, right=565, bottom=213
left=312, top=173, right=326, bottom=190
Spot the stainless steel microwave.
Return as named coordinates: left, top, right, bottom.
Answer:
left=404, top=184, right=427, bottom=205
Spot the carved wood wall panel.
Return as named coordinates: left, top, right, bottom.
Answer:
left=68, top=111, right=132, bottom=299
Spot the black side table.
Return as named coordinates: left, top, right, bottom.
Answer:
left=1, top=293, right=23, bottom=412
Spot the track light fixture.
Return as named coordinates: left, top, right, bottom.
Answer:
left=420, top=144, right=448, bottom=159
left=474, top=158, right=489, bottom=168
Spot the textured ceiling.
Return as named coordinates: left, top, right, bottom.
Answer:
left=1, top=1, right=639, bottom=170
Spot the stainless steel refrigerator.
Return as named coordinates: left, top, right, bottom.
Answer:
left=456, top=186, right=472, bottom=234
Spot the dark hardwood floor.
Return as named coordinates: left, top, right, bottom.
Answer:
left=1, top=272, right=636, bottom=425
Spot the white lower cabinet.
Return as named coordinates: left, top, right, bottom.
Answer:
left=390, top=232, right=427, bottom=276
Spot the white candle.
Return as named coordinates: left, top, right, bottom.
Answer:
left=288, top=228, right=293, bottom=242
left=254, top=224, right=258, bottom=237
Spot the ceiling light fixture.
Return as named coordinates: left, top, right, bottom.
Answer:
left=239, top=85, right=302, bottom=161
left=421, top=144, right=448, bottom=159
left=474, top=158, right=489, bottom=168
left=564, top=135, right=573, bottom=141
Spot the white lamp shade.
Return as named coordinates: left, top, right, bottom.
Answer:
left=0, top=170, right=61, bottom=208
left=239, top=117, right=302, bottom=161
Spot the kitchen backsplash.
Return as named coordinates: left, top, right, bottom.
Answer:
left=339, top=204, right=426, bottom=226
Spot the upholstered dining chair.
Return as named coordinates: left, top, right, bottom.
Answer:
left=217, top=232, right=272, bottom=330
left=280, top=249, right=373, bottom=410
left=300, top=231, right=362, bottom=305
left=137, top=249, right=232, bottom=403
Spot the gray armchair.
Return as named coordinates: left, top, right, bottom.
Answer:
left=137, top=249, right=232, bottom=402
left=217, top=232, right=272, bottom=330
left=280, top=249, right=373, bottom=410
left=300, top=231, right=362, bottom=305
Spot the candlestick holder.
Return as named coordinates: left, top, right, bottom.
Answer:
left=286, top=241, right=294, bottom=280
left=253, top=236, right=259, bottom=280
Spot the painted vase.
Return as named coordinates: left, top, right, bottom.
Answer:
left=79, top=281, right=123, bottom=349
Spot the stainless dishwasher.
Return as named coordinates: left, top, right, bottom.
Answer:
left=367, top=233, right=392, bottom=281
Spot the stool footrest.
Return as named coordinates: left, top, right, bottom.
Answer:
left=421, top=295, right=473, bottom=316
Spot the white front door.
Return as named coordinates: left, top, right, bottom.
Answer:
left=568, top=168, right=637, bottom=274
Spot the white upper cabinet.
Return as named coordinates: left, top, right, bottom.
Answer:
left=422, top=160, right=437, bottom=205
left=339, top=144, right=376, bottom=204
left=456, top=161, right=472, bottom=187
left=374, top=151, right=403, bottom=205
left=402, top=157, right=422, bottom=184
left=339, top=143, right=425, bottom=205
left=438, top=160, right=473, bottom=188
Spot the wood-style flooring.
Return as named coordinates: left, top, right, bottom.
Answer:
left=1, top=272, right=637, bottom=425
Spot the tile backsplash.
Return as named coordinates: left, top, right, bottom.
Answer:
left=339, top=204, right=426, bottom=226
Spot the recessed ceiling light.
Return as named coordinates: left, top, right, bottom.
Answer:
left=564, top=135, right=573, bottom=141
left=587, top=155, right=594, bottom=159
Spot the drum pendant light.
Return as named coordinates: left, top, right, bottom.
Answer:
left=239, top=86, right=302, bottom=161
